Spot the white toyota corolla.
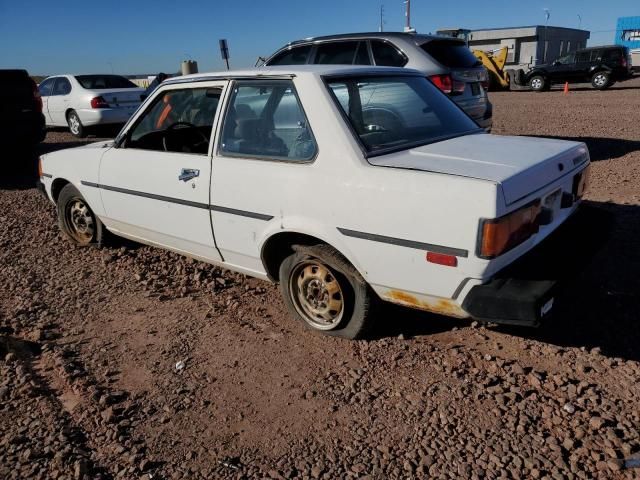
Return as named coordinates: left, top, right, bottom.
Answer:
left=38, top=66, right=590, bottom=338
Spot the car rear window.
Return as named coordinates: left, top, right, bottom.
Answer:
left=326, top=75, right=480, bottom=156
left=75, top=75, right=138, bottom=89
left=421, top=40, right=480, bottom=68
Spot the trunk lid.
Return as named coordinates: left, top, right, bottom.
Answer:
left=86, top=88, right=144, bottom=107
left=368, top=134, right=588, bottom=205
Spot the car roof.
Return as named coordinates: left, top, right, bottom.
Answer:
left=579, top=45, right=624, bottom=51
left=164, top=65, right=421, bottom=85
left=285, top=31, right=442, bottom=45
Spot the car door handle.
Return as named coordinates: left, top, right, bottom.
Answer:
left=179, top=168, right=200, bottom=182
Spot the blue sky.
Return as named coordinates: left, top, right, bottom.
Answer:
left=0, top=0, right=636, bottom=75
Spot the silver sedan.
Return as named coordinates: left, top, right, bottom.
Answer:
left=38, top=74, right=144, bottom=137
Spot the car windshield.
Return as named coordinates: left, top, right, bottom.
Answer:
left=326, top=75, right=480, bottom=156
left=75, top=75, right=138, bottom=89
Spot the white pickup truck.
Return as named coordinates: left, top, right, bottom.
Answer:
left=38, top=66, right=590, bottom=338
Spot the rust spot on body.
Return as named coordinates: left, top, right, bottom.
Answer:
left=387, top=290, right=468, bottom=318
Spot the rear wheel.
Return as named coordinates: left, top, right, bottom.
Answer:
left=279, top=244, right=374, bottom=339
left=57, top=184, right=104, bottom=246
left=529, top=75, right=546, bottom=92
left=67, top=110, right=86, bottom=138
left=591, top=71, right=610, bottom=90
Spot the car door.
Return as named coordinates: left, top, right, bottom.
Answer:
left=97, top=81, right=228, bottom=262
left=47, top=77, right=72, bottom=125
left=210, top=79, right=318, bottom=275
left=574, top=50, right=595, bottom=82
left=547, top=53, right=577, bottom=82
left=38, top=78, right=56, bottom=124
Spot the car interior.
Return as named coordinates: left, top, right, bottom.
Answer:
left=125, top=88, right=221, bottom=154
left=220, top=83, right=316, bottom=160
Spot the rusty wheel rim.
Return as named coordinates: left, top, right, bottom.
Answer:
left=289, top=261, right=344, bottom=330
left=65, top=197, right=95, bottom=243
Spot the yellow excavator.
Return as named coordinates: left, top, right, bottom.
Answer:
left=472, top=46, right=510, bottom=90
left=436, top=29, right=511, bottom=90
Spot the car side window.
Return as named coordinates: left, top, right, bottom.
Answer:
left=124, top=87, right=221, bottom=154
left=575, top=51, right=591, bottom=63
left=603, top=49, right=622, bottom=62
left=371, top=41, right=408, bottom=67
left=590, top=50, right=603, bottom=62
left=315, top=41, right=360, bottom=64
left=39, top=78, right=55, bottom=97
left=267, top=45, right=312, bottom=65
left=354, top=41, right=372, bottom=65
left=220, top=80, right=317, bottom=162
left=52, top=78, right=71, bottom=96
left=556, top=53, right=575, bottom=64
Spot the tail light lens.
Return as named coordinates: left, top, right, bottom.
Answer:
left=481, top=80, right=490, bottom=90
left=91, top=96, right=110, bottom=109
left=31, top=78, right=43, bottom=113
left=478, top=202, right=542, bottom=259
left=429, top=74, right=465, bottom=95
left=38, top=157, right=43, bottom=178
left=622, top=56, right=628, bottom=68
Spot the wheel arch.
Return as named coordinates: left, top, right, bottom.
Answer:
left=260, top=230, right=366, bottom=283
left=65, top=108, right=75, bottom=120
left=50, top=178, right=71, bottom=203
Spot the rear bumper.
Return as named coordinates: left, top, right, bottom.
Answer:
left=463, top=279, right=555, bottom=327
left=77, top=107, right=138, bottom=126
left=461, top=203, right=608, bottom=327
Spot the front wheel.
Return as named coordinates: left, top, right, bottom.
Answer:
left=57, top=184, right=104, bottom=246
left=279, top=244, right=374, bottom=339
left=67, top=110, right=86, bottom=138
left=529, top=75, right=546, bottom=92
left=591, top=71, right=610, bottom=90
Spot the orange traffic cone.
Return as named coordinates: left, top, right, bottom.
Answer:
left=563, top=82, right=569, bottom=94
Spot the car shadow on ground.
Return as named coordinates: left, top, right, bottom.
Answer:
left=373, top=201, right=640, bottom=362
left=530, top=136, right=640, bottom=162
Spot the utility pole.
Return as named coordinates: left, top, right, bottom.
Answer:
left=404, top=0, right=415, bottom=33
left=379, top=5, right=384, bottom=32
left=404, top=0, right=411, bottom=32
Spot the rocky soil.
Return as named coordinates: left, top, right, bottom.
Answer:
left=1, top=78, right=640, bottom=479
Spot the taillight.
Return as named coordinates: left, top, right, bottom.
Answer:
left=481, top=80, right=489, bottom=90
left=622, top=56, right=628, bottom=68
left=478, top=202, right=542, bottom=259
left=429, top=74, right=452, bottom=94
left=429, top=74, right=465, bottom=95
left=31, top=78, right=43, bottom=113
left=38, top=157, right=43, bottom=178
left=91, top=96, right=110, bottom=109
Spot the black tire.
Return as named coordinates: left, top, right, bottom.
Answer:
left=528, top=75, right=546, bottom=92
left=278, top=244, right=374, bottom=339
left=591, top=71, right=610, bottom=90
left=67, top=110, right=86, bottom=138
left=57, top=184, right=105, bottom=246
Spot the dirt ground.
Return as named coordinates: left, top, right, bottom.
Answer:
left=1, top=77, right=640, bottom=480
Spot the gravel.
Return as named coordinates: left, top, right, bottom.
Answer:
left=1, top=77, right=640, bottom=479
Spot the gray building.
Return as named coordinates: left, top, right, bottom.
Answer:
left=468, top=26, right=590, bottom=68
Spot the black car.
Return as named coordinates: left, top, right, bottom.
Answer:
left=0, top=69, right=46, bottom=148
left=523, top=45, right=632, bottom=91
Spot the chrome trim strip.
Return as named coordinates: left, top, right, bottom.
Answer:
left=80, top=181, right=273, bottom=221
left=337, top=227, right=469, bottom=258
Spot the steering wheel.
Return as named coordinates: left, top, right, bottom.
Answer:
left=162, top=122, right=209, bottom=152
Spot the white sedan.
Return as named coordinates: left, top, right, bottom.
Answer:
left=38, top=65, right=590, bottom=338
left=38, top=74, right=144, bottom=137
